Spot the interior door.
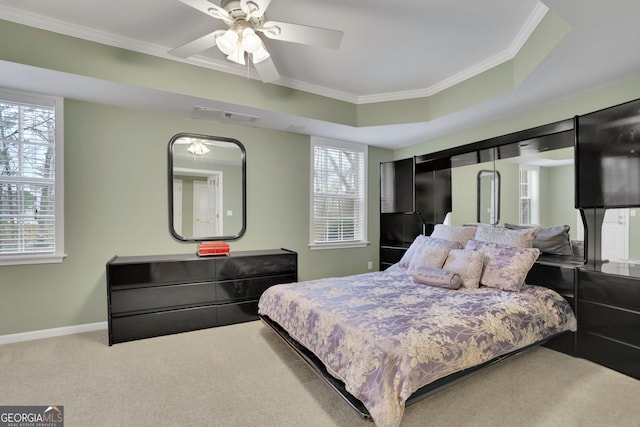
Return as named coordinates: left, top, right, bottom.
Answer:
left=193, top=180, right=214, bottom=237
left=172, top=179, right=183, bottom=235
left=601, top=208, right=629, bottom=261
left=192, top=175, right=222, bottom=237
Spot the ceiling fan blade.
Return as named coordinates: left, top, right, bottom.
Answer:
left=169, top=30, right=225, bottom=58
left=178, top=0, right=231, bottom=23
left=259, top=21, right=343, bottom=49
left=240, top=0, right=271, bottom=18
left=253, top=56, right=280, bottom=83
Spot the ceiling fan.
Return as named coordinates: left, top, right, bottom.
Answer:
left=169, top=0, right=344, bottom=83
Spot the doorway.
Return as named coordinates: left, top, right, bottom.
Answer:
left=577, top=208, right=629, bottom=261
left=601, top=208, right=629, bottom=260
left=173, top=179, right=183, bottom=235
left=193, top=174, right=222, bottom=237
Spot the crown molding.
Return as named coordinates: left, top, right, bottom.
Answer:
left=355, top=2, right=549, bottom=104
left=0, top=5, right=251, bottom=77
left=0, top=4, right=359, bottom=102
left=0, top=2, right=548, bottom=106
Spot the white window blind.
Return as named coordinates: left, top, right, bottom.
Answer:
left=310, top=137, right=367, bottom=249
left=519, top=166, right=539, bottom=225
left=379, top=161, right=394, bottom=213
left=0, top=90, right=64, bottom=265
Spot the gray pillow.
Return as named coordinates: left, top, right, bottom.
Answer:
left=505, top=224, right=573, bottom=256
left=571, top=240, right=585, bottom=258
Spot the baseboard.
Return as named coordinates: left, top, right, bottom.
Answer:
left=0, top=321, right=107, bottom=345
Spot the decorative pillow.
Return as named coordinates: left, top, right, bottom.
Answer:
left=572, top=240, right=584, bottom=258
left=442, top=249, right=485, bottom=289
left=421, top=236, right=464, bottom=251
left=395, top=235, right=428, bottom=270
left=430, top=224, right=477, bottom=248
left=411, top=267, right=463, bottom=290
left=408, top=246, right=449, bottom=272
left=395, top=235, right=462, bottom=271
left=474, top=225, right=540, bottom=248
left=466, top=239, right=540, bottom=292
left=505, top=224, right=573, bottom=256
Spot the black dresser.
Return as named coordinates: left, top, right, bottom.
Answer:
left=106, top=248, right=297, bottom=345
left=578, top=266, right=640, bottom=379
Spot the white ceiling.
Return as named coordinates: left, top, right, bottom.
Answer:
left=0, top=0, right=639, bottom=149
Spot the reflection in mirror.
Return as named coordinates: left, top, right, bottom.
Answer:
left=477, top=169, right=500, bottom=225
left=494, top=147, right=576, bottom=231
left=168, top=133, right=246, bottom=241
left=599, top=209, right=629, bottom=262
left=598, top=207, right=640, bottom=275
left=451, top=146, right=583, bottom=257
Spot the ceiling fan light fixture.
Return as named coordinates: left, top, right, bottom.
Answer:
left=172, top=0, right=342, bottom=83
left=187, top=140, right=210, bottom=156
left=251, top=44, right=270, bottom=64
left=227, top=44, right=246, bottom=65
left=216, top=29, right=239, bottom=55
left=241, top=27, right=262, bottom=53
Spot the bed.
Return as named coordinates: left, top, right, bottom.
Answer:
left=258, top=230, right=577, bottom=427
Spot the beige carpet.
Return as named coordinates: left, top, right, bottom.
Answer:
left=1, top=321, right=639, bottom=427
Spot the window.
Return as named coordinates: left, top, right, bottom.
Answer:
left=0, top=90, right=64, bottom=265
left=519, top=165, right=539, bottom=225
left=310, top=137, right=368, bottom=249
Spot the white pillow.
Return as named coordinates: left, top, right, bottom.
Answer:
left=395, top=235, right=462, bottom=270
left=474, top=225, right=540, bottom=248
left=442, top=249, right=485, bottom=289
left=408, top=245, right=449, bottom=272
left=395, top=235, right=428, bottom=269
left=431, top=224, right=477, bottom=248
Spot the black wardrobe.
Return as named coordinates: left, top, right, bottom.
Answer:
left=380, top=98, right=640, bottom=380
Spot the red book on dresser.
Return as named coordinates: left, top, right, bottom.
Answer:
left=197, top=241, right=230, bottom=256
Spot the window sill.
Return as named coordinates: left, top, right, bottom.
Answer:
left=309, top=241, right=370, bottom=250
left=0, top=253, right=67, bottom=266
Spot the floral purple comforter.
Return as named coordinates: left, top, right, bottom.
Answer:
left=258, top=269, right=576, bottom=427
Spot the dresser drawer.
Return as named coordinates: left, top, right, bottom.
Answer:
left=578, top=300, right=640, bottom=348
left=108, top=258, right=216, bottom=287
left=217, top=301, right=259, bottom=325
left=110, top=306, right=217, bottom=344
left=217, top=254, right=297, bottom=279
left=216, top=274, right=296, bottom=303
left=578, top=331, right=640, bottom=379
left=110, top=282, right=216, bottom=315
left=579, top=270, right=640, bottom=311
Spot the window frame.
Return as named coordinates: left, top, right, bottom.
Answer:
left=0, top=88, right=65, bottom=266
left=519, top=165, right=539, bottom=225
left=309, top=136, right=368, bottom=250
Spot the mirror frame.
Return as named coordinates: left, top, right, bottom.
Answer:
left=168, top=133, right=246, bottom=242
left=476, top=169, right=501, bottom=225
